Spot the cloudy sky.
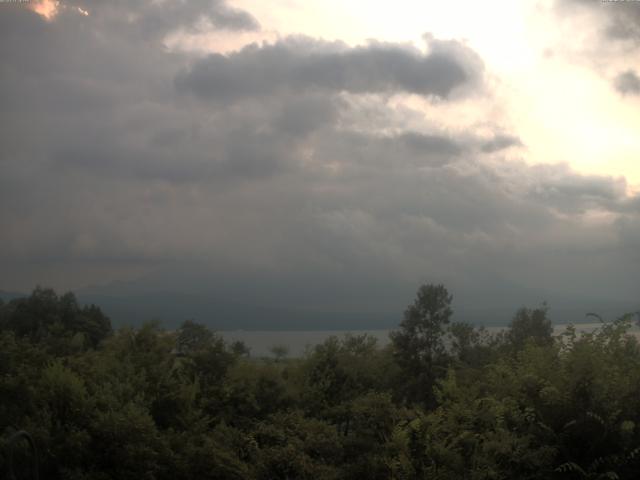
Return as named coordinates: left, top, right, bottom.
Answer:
left=1, top=0, right=638, bottom=323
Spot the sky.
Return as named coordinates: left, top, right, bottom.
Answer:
left=0, top=0, right=639, bottom=324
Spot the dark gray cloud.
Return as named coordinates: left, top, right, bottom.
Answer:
left=481, top=134, right=523, bottom=153
left=400, top=132, right=464, bottom=156
left=524, top=163, right=628, bottom=214
left=0, top=2, right=637, bottom=321
left=602, top=3, right=640, bottom=43
left=64, top=0, right=259, bottom=39
left=614, top=69, right=640, bottom=95
left=175, top=36, right=483, bottom=101
left=304, top=129, right=466, bottom=174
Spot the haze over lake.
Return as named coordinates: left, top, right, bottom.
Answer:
left=221, top=322, right=640, bottom=357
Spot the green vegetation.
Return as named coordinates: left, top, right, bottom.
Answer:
left=1, top=285, right=640, bottom=479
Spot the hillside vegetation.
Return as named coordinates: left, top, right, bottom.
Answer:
left=1, top=285, right=640, bottom=479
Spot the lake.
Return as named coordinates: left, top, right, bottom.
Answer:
left=220, top=322, right=639, bottom=358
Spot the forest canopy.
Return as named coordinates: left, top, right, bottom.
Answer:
left=1, top=285, right=640, bottom=479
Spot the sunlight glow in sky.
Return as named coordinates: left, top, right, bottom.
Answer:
left=29, top=0, right=59, bottom=20
left=221, top=0, right=640, bottom=188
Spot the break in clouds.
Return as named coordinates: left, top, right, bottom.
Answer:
left=0, top=0, right=638, bottom=325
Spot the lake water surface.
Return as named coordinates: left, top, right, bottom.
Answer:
left=221, top=322, right=639, bottom=358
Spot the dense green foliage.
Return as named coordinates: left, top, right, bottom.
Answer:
left=1, top=285, right=640, bottom=479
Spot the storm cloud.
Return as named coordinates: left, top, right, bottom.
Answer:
left=175, top=36, right=483, bottom=101
left=0, top=1, right=638, bottom=325
left=614, top=69, right=640, bottom=95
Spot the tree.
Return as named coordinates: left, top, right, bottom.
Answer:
left=390, top=284, right=453, bottom=407
left=507, top=303, right=553, bottom=350
left=0, top=287, right=111, bottom=351
left=230, top=340, right=251, bottom=358
left=176, top=320, right=214, bottom=355
left=269, top=345, right=289, bottom=362
left=253, top=411, right=342, bottom=480
left=448, top=321, right=477, bottom=362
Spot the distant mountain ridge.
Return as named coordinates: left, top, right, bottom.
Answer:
left=2, top=285, right=637, bottom=331
left=78, top=291, right=639, bottom=331
left=76, top=291, right=395, bottom=331
left=0, top=289, right=26, bottom=302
